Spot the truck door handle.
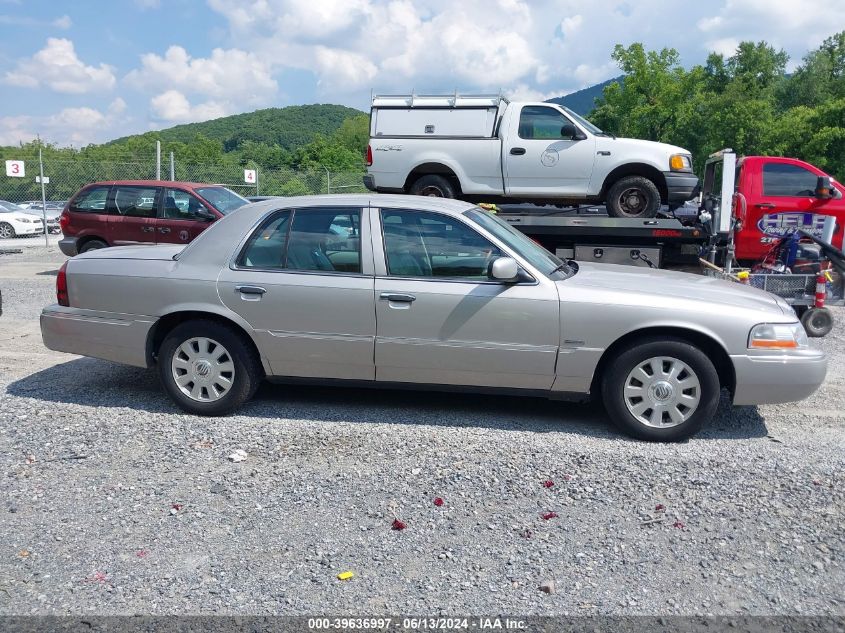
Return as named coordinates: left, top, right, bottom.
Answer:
left=235, top=285, right=266, bottom=295
left=141, top=226, right=154, bottom=233
left=159, top=227, right=171, bottom=234
left=510, top=147, right=526, bottom=156
left=380, top=293, right=416, bottom=303
left=755, top=203, right=775, bottom=209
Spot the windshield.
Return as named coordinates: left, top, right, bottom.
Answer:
left=194, top=187, right=249, bottom=215
left=465, top=208, right=572, bottom=279
left=560, top=106, right=605, bottom=136
left=0, top=200, right=23, bottom=211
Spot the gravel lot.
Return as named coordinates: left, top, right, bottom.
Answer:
left=0, top=245, right=843, bottom=616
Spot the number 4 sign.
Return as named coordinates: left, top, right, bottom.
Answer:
left=5, top=160, right=25, bottom=178
left=244, top=169, right=256, bottom=184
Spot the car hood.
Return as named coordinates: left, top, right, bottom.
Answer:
left=1, top=211, right=41, bottom=222
left=559, top=262, right=793, bottom=316
left=75, top=244, right=184, bottom=261
left=597, top=137, right=690, bottom=157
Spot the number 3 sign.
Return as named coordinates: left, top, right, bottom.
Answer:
left=5, top=160, right=25, bottom=178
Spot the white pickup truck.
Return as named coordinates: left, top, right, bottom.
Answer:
left=364, top=94, right=699, bottom=218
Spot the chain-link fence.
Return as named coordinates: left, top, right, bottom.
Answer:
left=0, top=155, right=367, bottom=207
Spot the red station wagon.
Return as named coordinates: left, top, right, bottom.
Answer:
left=58, top=181, right=249, bottom=256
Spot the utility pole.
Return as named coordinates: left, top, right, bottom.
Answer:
left=38, top=145, right=48, bottom=248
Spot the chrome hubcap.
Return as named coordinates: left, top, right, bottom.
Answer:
left=171, top=337, right=235, bottom=403
left=420, top=186, right=444, bottom=197
left=0, top=224, right=11, bottom=238
left=623, top=356, right=701, bottom=428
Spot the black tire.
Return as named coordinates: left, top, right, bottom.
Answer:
left=601, top=337, right=720, bottom=441
left=606, top=176, right=661, bottom=218
left=801, top=307, right=834, bottom=338
left=0, top=222, right=15, bottom=239
left=80, top=239, right=108, bottom=253
left=158, top=319, right=264, bottom=416
left=409, top=174, right=456, bottom=198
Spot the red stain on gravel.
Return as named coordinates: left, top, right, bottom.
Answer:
left=673, top=520, right=685, bottom=529
left=136, top=550, right=149, bottom=558
left=433, top=497, right=444, bottom=507
left=655, top=504, right=666, bottom=512
left=541, top=512, right=559, bottom=520
left=542, top=480, right=554, bottom=488
left=391, top=519, right=407, bottom=531
left=84, top=571, right=108, bottom=583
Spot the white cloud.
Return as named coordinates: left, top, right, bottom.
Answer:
left=706, top=37, right=741, bottom=58
left=52, top=14, right=72, bottom=29
left=560, top=14, right=583, bottom=37
left=698, top=0, right=845, bottom=55
left=0, top=100, right=130, bottom=146
left=125, top=45, right=278, bottom=108
left=3, top=38, right=115, bottom=94
left=150, top=90, right=229, bottom=123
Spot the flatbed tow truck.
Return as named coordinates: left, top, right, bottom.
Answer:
left=498, top=149, right=845, bottom=270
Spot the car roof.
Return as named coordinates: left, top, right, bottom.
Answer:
left=244, top=194, right=477, bottom=216
left=82, top=180, right=226, bottom=188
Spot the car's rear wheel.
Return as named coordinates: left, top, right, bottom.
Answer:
left=80, top=239, right=108, bottom=253
left=0, top=222, right=15, bottom=239
left=158, top=320, right=263, bottom=416
left=409, top=174, right=456, bottom=198
left=601, top=337, right=720, bottom=441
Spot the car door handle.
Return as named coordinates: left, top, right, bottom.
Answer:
left=379, top=293, right=416, bottom=303
left=141, top=226, right=154, bottom=233
left=510, top=147, right=526, bottom=155
left=235, top=285, right=266, bottom=295
left=159, top=227, right=171, bottom=234
left=755, top=203, right=775, bottom=209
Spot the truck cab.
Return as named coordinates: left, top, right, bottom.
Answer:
left=701, top=153, right=845, bottom=262
left=365, top=93, right=699, bottom=218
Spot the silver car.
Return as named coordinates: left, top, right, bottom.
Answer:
left=40, top=195, right=827, bottom=440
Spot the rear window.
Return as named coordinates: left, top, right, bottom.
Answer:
left=194, top=187, right=248, bottom=214
left=70, top=186, right=110, bottom=213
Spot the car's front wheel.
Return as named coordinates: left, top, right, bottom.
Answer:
left=601, top=337, right=720, bottom=441
left=158, top=320, right=263, bottom=416
left=0, top=222, right=15, bottom=239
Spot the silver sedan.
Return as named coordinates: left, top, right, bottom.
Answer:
left=40, top=195, right=827, bottom=440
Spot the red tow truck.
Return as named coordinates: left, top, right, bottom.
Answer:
left=500, top=150, right=845, bottom=268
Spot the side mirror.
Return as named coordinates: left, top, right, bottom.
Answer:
left=560, top=123, right=583, bottom=140
left=816, top=176, right=832, bottom=199
left=488, top=257, right=520, bottom=282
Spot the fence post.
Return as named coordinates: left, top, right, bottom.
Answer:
left=169, top=152, right=175, bottom=181
left=323, top=166, right=330, bottom=194
left=156, top=141, right=161, bottom=180
left=38, top=147, right=48, bottom=248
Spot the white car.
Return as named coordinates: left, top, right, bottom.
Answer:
left=0, top=200, right=44, bottom=238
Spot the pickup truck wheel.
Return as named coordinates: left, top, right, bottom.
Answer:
left=409, top=175, right=456, bottom=198
left=80, top=239, right=108, bottom=253
left=601, top=337, right=720, bottom=441
left=606, top=176, right=660, bottom=218
left=0, top=222, right=15, bottom=239
left=158, top=320, right=263, bottom=416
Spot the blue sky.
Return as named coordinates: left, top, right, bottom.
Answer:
left=1, top=0, right=843, bottom=147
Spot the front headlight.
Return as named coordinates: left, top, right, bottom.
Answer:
left=748, top=322, right=808, bottom=350
left=670, top=154, right=693, bottom=172
left=18, top=217, right=32, bottom=223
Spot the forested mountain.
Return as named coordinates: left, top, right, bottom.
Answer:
left=108, top=104, right=364, bottom=152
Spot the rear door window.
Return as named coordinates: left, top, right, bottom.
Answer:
left=111, top=186, right=160, bottom=218
left=70, top=186, right=111, bottom=213
left=237, top=208, right=361, bottom=274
